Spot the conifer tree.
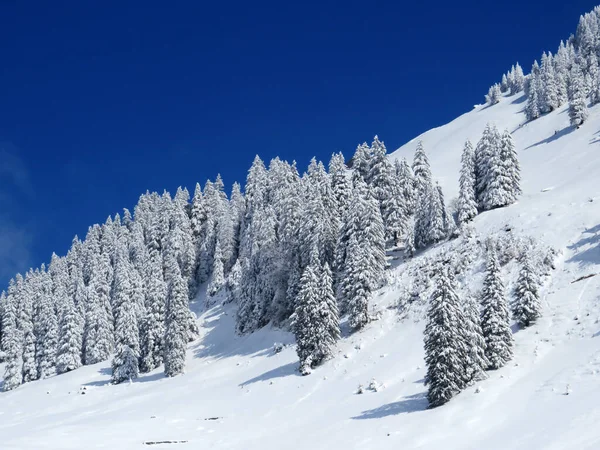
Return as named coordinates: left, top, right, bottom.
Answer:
left=396, top=158, right=416, bottom=217
left=329, top=152, right=351, bottom=218
left=457, top=140, right=478, bottom=224
left=111, top=256, right=140, bottom=383
left=342, top=233, right=371, bottom=330
left=568, top=63, right=589, bottom=127
left=424, top=264, right=467, bottom=407
left=352, top=142, right=371, bottom=182
left=480, top=250, right=513, bottom=370
left=319, top=262, right=340, bottom=349
left=34, top=267, right=58, bottom=379
left=139, top=251, right=166, bottom=373
left=56, top=289, right=83, bottom=374
left=164, top=256, right=190, bottom=377
left=291, top=255, right=322, bottom=375
left=485, top=83, right=501, bottom=105
left=513, top=259, right=542, bottom=327
left=20, top=272, right=38, bottom=382
left=2, top=283, right=23, bottom=391
left=412, top=141, right=431, bottom=192
left=462, top=292, right=488, bottom=385
left=207, top=239, right=225, bottom=298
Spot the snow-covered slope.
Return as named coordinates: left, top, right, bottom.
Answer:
left=3, top=95, right=600, bottom=450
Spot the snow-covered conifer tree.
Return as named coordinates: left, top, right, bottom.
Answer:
left=139, top=251, right=166, bottom=373
left=424, top=263, right=467, bottom=407
left=480, top=250, right=513, bottom=369
left=163, top=255, right=190, bottom=377
left=34, top=267, right=58, bottom=379
left=462, top=292, right=488, bottom=385
left=2, top=282, right=23, bottom=391
left=485, top=83, right=501, bottom=105
left=111, top=256, right=139, bottom=383
left=457, top=140, right=478, bottom=224
left=568, top=63, right=589, bottom=127
left=207, top=239, right=225, bottom=298
left=512, top=259, right=542, bottom=327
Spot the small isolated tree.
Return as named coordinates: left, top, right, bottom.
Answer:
left=485, top=84, right=501, bottom=105
left=424, top=263, right=467, bottom=408
left=513, top=259, right=542, bottom=327
left=480, top=250, right=513, bottom=369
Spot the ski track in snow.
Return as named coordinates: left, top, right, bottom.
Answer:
left=2, top=94, right=600, bottom=449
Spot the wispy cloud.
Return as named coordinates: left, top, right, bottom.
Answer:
left=0, top=142, right=34, bottom=285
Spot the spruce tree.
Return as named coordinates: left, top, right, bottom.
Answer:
left=424, top=264, right=467, bottom=407
left=20, top=271, right=38, bottom=382
left=139, top=251, right=166, bottom=373
left=111, top=257, right=140, bottom=383
left=568, top=63, right=589, bottom=127
left=292, top=257, right=322, bottom=375
left=457, top=140, right=478, bottom=224
left=396, top=158, right=416, bottom=217
left=164, top=256, right=190, bottom=377
left=480, top=250, right=513, bottom=370
left=412, top=141, right=432, bottom=193
left=343, top=233, right=371, bottom=330
left=207, top=239, right=225, bottom=298
left=56, top=291, right=83, bottom=374
left=34, top=267, right=58, bottom=379
left=462, top=292, right=488, bottom=385
left=513, top=259, right=542, bottom=327
left=2, top=282, right=23, bottom=391
left=329, top=152, right=351, bottom=218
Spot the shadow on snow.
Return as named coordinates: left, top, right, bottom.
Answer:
left=351, top=392, right=428, bottom=419
left=566, top=224, right=600, bottom=267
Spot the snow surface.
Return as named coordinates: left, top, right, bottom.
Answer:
left=3, top=94, right=600, bottom=449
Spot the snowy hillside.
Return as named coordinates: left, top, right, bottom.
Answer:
left=2, top=92, right=600, bottom=449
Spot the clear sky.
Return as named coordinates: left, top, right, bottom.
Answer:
left=0, top=0, right=597, bottom=285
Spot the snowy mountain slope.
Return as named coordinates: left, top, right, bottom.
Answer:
left=3, top=94, right=600, bottom=449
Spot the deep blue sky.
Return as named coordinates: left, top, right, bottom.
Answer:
left=0, top=0, right=597, bottom=285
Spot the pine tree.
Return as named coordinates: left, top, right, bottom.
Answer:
left=457, top=140, right=478, bottom=224
left=513, top=259, right=542, bottom=327
left=480, top=250, right=513, bottom=370
left=404, top=218, right=416, bottom=258
left=568, top=63, right=589, bottom=127
left=163, top=256, right=190, bottom=377
left=424, top=264, right=468, bottom=407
